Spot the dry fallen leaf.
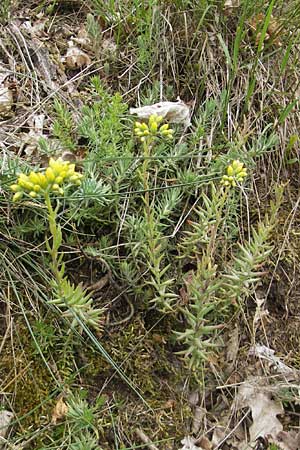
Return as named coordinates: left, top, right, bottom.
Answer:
left=51, top=397, right=68, bottom=424
left=0, top=65, right=13, bottom=117
left=63, top=41, right=92, bottom=69
left=23, top=114, right=46, bottom=157
left=253, top=296, right=269, bottom=328
left=102, top=38, right=118, bottom=58
left=72, top=24, right=91, bottom=49
left=21, top=19, right=46, bottom=37
left=249, top=345, right=295, bottom=375
left=0, top=85, right=13, bottom=116
left=179, top=436, right=200, bottom=450
left=224, top=0, right=240, bottom=17
left=249, top=14, right=282, bottom=48
left=192, top=406, right=206, bottom=434
left=130, top=99, right=191, bottom=127
left=29, top=38, right=59, bottom=91
left=197, top=436, right=212, bottom=450
left=224, top=0, right=240, bottom=8
left=211, top=426, right=227, bottom=448
left=270, top=430, right=300, bottom=450
left=237, top=382, right=284, bottom=442
left=0, top=410, right=13, bottom=449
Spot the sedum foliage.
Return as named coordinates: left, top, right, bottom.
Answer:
left=3, top=77, right=283, bottom=369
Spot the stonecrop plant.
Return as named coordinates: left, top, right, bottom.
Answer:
left=134, top=114, right=178, bottom=312
left=7, top=78, right=280, bottom=373
left=175, top=175, right=283, bottom=370
left=11, top=158, right=103, bottom=330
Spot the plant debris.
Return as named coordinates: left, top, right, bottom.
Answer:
left=0, top=410, right=13, bottom=449
left=51, top=397, right=68, bottom=425
left=130, top=99, right=191, bottom=126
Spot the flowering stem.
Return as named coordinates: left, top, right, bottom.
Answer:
left=44, top=192, right=63, bottom=286
left=10, top=158, right=103, bottom=330
left=141, top=139, right=151, bottom=218
left=207, top=186, right=230, bottom=258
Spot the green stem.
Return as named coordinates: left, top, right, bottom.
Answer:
left=44, top=191, right=63, bottom=285
left=141, top=139, right=156, bottom=253
left=142, top=139, right=151, bottom=218
left=207, top=186, right=230, bottom=259
left=140, top=138, right=173, bottom=310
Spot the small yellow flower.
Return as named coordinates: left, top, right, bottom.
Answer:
left=159, top=124, right=169, bottom=131
left=10, top=184, right=21, bottom=193
left=149, top=114, right=163, bottom=132
left=29, top=172, right=41, bottom=184
left=159, top=123, right=174, bottom=139
left=134, top=114, right=174, bottom=142
left=46, top=167, right=56, bottom=182
left=12, top=191, right=23, bottom=202
left=10, top=158, right=83, bottom=201
left=37, top=173, right=48, bottom=189
left=18, top=173, right=34, bottom=191
left=134, top=121, right=150, bottom=141
left=221, top=160, right=247, bottom=187
left=227, top=166, right=234, bottom=176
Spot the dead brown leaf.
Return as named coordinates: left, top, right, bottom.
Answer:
left=249, top=14, right=282, bottom=48
left=179, top=436, right=200, bottom=450
left=0, top=64, right=13, bottom=117
left=0, top=85, right=13, bottom=117
left=249, top=345, right=296, bottom=376
left=211, top=426, right=227, bottom=448
left=0, top=410, right=13, bottom=449
left=224, top=0, right=240, bottom=9
left=270, top=430, right=300, bottom=450
left=21, top=114, right=46, bottom=157
left=72, top=24, right=91, bottom=49
left=197, top=436, right=212, bottom=450
left=102, top=38, right=118, bottom=58
left=51, top=397, right=68, bottom=424
left=21, top=19, right=47, bottom=37
left=63, top=41, right=92, bottom=69
left=237, top=382, right=284, bottom=442
left=192, top=406, right=206, bottom=435
left=29, top=38, right=60, bottom=91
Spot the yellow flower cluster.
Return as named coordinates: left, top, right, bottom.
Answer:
left=11, top=157, right=83, bottom=202
left=221, top=160, right=247, bottom=187
left=134, top=114, right=174, bottom=142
